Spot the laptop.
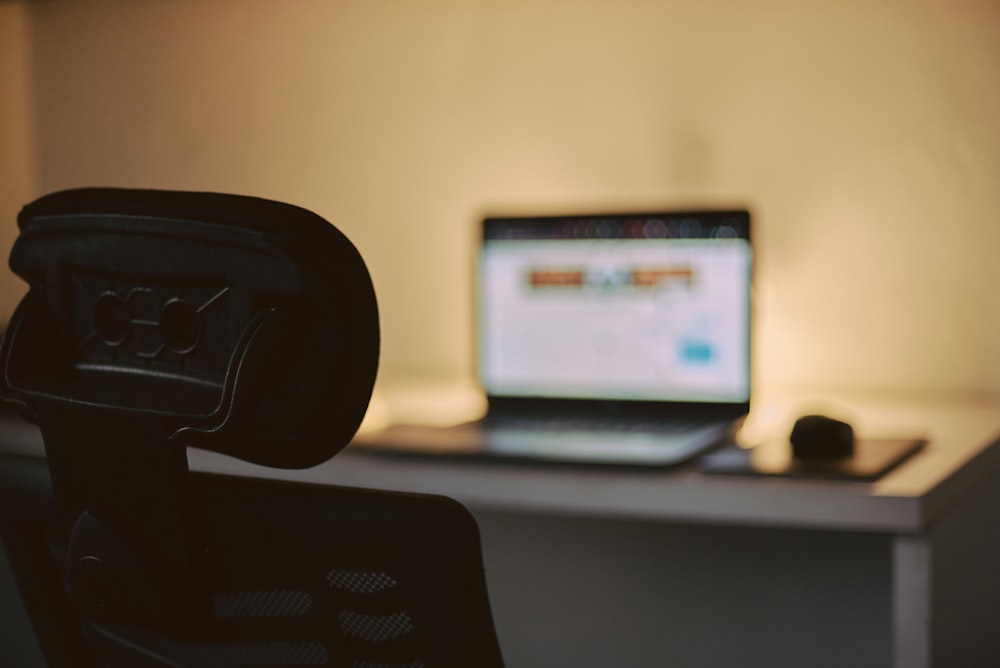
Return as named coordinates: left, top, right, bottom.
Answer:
left=354, top=209, right=753, bottom=466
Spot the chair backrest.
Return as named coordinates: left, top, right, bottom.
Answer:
left=0, top=188, right=504, bottom=668
left=0, top=453, right=505, bottom=668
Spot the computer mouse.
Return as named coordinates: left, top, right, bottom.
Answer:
left=790, top=414, right=855, bottom=461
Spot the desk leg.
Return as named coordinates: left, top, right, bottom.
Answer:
left=893, top=470, right=1000, bottom=668
left=892, top=534, right=931, bottom=668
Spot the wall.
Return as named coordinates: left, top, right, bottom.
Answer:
left=0, top=1, right=37, bottom=325
left=16, top=0, right=1000, bottom=397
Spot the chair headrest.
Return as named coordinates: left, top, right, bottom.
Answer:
left=1, top=188, right=379, bottom=469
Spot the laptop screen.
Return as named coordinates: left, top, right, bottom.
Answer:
left=478, top=211, right=751, bottom=405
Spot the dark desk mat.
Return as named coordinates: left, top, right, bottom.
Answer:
left=698, top=437, right=926, bottom=482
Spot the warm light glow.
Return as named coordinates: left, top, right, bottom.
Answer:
left=358, top=379, right=487, bottom=433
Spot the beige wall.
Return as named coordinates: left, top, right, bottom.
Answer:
left=16, top=0, right=1000, bottom=396
left=0, top=1, right=37, bottom=325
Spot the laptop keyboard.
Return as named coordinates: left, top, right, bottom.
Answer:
left=489, top=415, right=717, bottom=435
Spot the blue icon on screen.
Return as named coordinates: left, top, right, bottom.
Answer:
left=680, top=340, right=715, bottom=364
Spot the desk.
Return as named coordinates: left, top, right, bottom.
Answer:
left=3, top=394, right=1000, bottom=667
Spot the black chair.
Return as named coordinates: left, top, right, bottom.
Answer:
left=0, top=188, right=504, bottom=668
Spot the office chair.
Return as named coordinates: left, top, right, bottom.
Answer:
left=0, top=188, right=504, bottom=668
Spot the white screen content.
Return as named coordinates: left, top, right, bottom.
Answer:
left=479, top=237, right=751, bottom=402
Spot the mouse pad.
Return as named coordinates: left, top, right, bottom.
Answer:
left=697, top=437, right=926, bottom=481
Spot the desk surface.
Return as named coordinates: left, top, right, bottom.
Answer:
left=198, top=389, right=1000, bottom=533
left=3, top=389, right=1000, bottom=533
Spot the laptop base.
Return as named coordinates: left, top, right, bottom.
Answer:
left=351, top=420, right=734, bottom=468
